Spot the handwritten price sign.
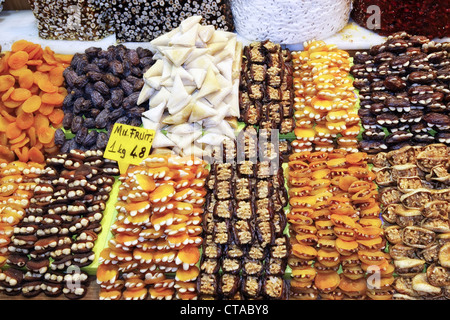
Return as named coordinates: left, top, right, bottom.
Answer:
left=104, top=123, right=155, bottom=174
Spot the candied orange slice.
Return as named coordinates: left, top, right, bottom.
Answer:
left=175, top=266, right=199, bottom=282
left=151, top=211, right=174, bottom=230
left=167, top=232, right=189, bottom=248
left=125, top=201, right=150, bottom=217
left=338, top=175, right=358, bottom=192
left=314, top=271, right=340, bottom=293
left=123, top=288, right=148, bottom=300
left=133, top=247, right=154, bottom=264
left=334, top=227, right=355, bottom=241
left=360, top=205, right=381, bottom=219
left=291, top=266, right=317, bottom=282
left=355, top=224, right=381, bottom=240
left=357, top=236, right=385, bottom=251
left=290, top=196, right=316, bottom=208
left=148, top=287, right=175, bottom=300
left=96, top=264, right=119, bottom=284
left=289, top=187, right=312, bottom=197
left=135, top=174, right=156, bottom=192
left=359, top=217, right=382, bottom=228
left=289, top=151, right=311, bottom=162
left=149, top=184, right=175, bottom=203
left=338, top=276, right=367, bottom=295
left=358, top=250, right=386, bottom=266
left=292, top=244, right=318, bottom=260
left=335, top=238, right=358, bottom=256
left=295, top=233, right=318, bottom=246
left=348, top=166, right=369, bottom=179
left=317, top=249, right=340, bottom=267
left=330, top=214, right=355, bottom=229
left=99, top=288, right=122, bottom=300
left=347, top=180, right=374, bottom=194
left=176, top=245, right=200, bottom=266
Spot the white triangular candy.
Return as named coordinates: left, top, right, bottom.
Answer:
left=144, top=76, right=162, bottom=90
left=149, top=87, right=170, bottom=109
left=184, top=48, right=210, bottom=66
left=208, top=30, right=230, bottom=44
left=137, top=84, right=155, bottom=105
left=207, top=41, right=228, bottom=56
left=160, top=58, right=173, bottom=82
left=185, top=55, right=219, bottom=74
left=142, top=102, right=166, bottom=123
left=196, top=66, right=220, bottom=99
left=223, top=80, right=240, bottom=118
left=143, top=59, right=164, bottom=79
left=216, top=58, right=233, bottom=81
left=189, top=100, right=218, bottom=123
left=180, top=16, right=202, bottom=33
left=165, top=123, right=202, bottom=135
left=197, top=133, right=228, bottom=146
left=198, top=25, right=215, bottom=44
left=150, top=28, right=179, bottom=48
left=204, top=86, right=233, bottom=107
left=207, top=120, right=236, bottom=139
left=162, top=103, right=193, bottom=125
left=141, top=118, right=161, bottom=132
left=167, top=131, right=202, bottom=150
left=202, top=102, right=230, bottom=128
left=152, top=131, right=176, bottom=148
left=170, top=23, right=199, bottom=47
left=189, top=68, right=207, bottom=89
left=167, top=74, right=190, bottom=114
left=163, top=47, right=193, bottom=67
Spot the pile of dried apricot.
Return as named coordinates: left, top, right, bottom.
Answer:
left=97, top=154, right=208, bottom=300
left=287, top=150, right=394, bottom=300
left=0, top=40, right=72, bottom=163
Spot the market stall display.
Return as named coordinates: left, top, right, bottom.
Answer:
left=0, top=0, right=449, bottom=301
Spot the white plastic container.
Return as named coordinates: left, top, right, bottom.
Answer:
left=231, top=0, right=352, bottom=44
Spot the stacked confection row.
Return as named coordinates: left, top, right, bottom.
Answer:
left=21, top=1, right=449, bottom=43
left=0, top=3, right=449, bottom=301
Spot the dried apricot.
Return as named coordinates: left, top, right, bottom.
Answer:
left=10, top=88, right=31, bottom=102
left=16, top=112, right=34, bottom=130
left=8, top=51, right=29, bottom=70
left=0, top=75, right=15, bottom=92
left=28, top=146, right=44, bottom=163
left=6, top=122, right=22, bottom=140
left=22, top=95, right=41, bottom=113
left=41, top=92, right=64, bottom=105
left=36, top=127, right=54, bottom=144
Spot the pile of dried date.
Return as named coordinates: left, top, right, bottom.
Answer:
left=56, top=45, right=155, bottom=152
left=373, top=144, right=450, bottom=300
left=351, top=32, right=450, bottom=153
left=199, top=132, right=290, bottom=300
left=1, top=149, right=118, bottom=299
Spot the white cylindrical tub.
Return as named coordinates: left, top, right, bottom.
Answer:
left=231, top=0, right=352, bottom=44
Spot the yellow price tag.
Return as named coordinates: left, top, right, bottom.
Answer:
left=104, top=123, right=155, bottom=174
